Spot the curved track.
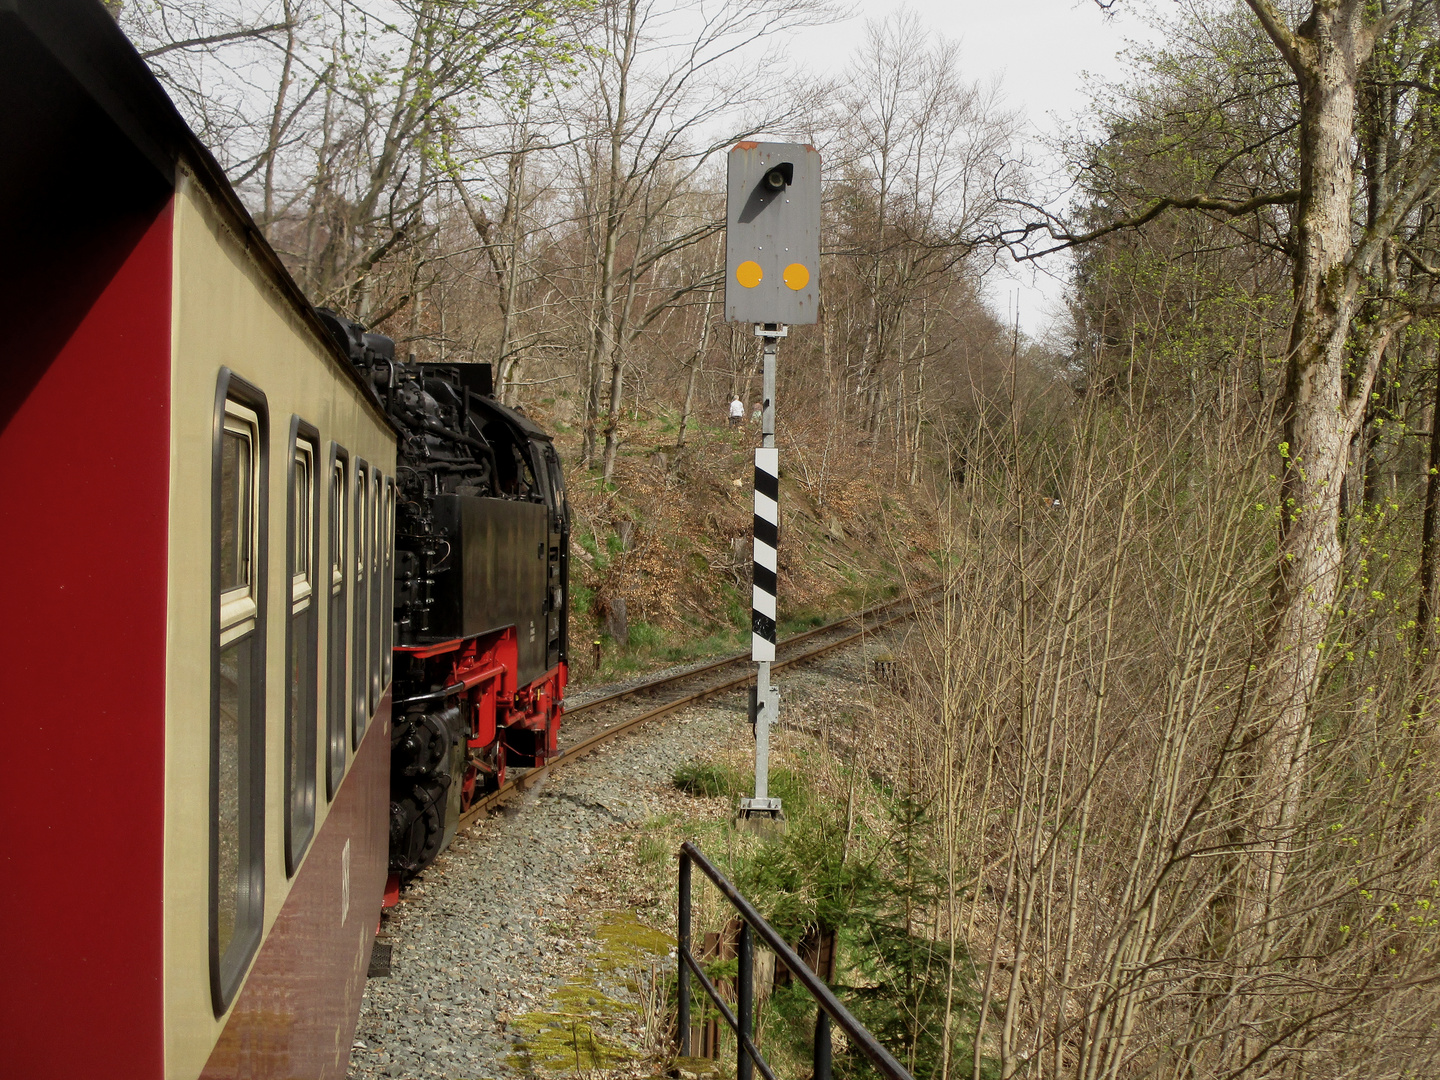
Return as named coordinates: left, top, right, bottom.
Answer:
left=456, top=589, right=933, bottom=829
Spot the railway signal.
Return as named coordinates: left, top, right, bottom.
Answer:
left=725, top=142, right=821, bottom=326
left=726, top=141, right=821, bottom=822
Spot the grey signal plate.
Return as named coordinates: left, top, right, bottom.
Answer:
left=725, top=141, right=821, bottom=325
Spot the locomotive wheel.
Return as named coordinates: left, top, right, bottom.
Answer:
left=390, top=789, right=445, bottom=875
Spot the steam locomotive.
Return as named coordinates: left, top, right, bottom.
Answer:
left=316, top=311, right=570, bottom=883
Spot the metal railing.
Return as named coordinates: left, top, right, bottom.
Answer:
left=677, top=841, right=914, bottom=1080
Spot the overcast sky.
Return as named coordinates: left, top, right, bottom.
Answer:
left=779, top=0, right=1164, bottom=337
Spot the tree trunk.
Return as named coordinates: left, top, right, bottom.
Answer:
left=676, top=288, right=716, bottom=448
left=496, top=122, right=530, bottom=405
left=1417, top=353, right=1440, bottom=658
left=600, top=346, right=625, bottom=481
left=261, top=0, right=296, bottom=235
left=740, top=337, right=759, bottom=419
left=909, top=349, right=925, bottom=485
left=601, top=273, right=642, bottom=483
left=304, top=64, right=336, bottom=281
left=585, top=0, right=637, bottom=475
left=581, top=289, right=604, bottom=467
left=1245, top=0, right=1382, bottom=958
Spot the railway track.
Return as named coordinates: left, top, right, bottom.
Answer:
left=456, top=589, right=933, bottom=829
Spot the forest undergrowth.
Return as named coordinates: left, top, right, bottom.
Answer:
left=640, top=375, right=1440, bottom=1080
left=535, top=391, right=940, bottom=689
left=901, top=387, right=1440, bottom=1079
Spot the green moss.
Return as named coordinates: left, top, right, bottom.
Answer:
left=672, top=1056, right=723, bottom=1078
left=593, top=910, right=675, bottom=972
left=505, top=910, right=675, bottom=1074
left=507, top=990, right=635, bottom=1072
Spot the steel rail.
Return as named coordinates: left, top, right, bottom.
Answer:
left=455, top=591, right=931, bottom=830
left=561, top=589, right=928, bottom=721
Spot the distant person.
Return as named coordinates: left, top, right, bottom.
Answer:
left=751, top=402, right=762, bottom=423
left=729, top=396, right=744, bottom=427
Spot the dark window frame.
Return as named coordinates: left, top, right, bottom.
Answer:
left=284, top=417, right=321, bottom=875
left=209, top=368, right=268, bottom=1017
left=383, top=476, right=395, bottom=685
left=369, top=467, right=383, bottom=714
left=326, top=443, right=349, bottom=799
left=351, top=457, right=369, bottom=746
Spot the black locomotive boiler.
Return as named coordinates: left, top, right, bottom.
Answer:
left=318, top=312, right=571, bottom=886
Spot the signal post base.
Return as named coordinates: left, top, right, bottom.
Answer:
left=735, top=800, right=788, bottom=836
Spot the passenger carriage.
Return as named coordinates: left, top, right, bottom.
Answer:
left=3, top=3, right=396, bottom=1075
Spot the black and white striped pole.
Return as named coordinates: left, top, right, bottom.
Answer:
left=746, top=323, right=784, bottom=816
left=724, top=141, right=820, bottom=820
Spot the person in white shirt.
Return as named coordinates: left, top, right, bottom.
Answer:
left=729, top=396, right=744, bottom=427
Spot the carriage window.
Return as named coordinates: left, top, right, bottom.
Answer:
left=285, top=426, right=319, bottom=873
left=219, top=435, right=252, bottom=592
left=327, top=449, right=349, bottom=799
left=382, top=477, right=395, bottom=684
left=352, top=459, right=369, bottom=744
left=293, top=447, right=312, bottom=583
left=369, top=469, right=383, bottom=713
left=212, top=377, right=267, bottom=1015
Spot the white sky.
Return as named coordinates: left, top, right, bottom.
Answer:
left=779, top=0, right=1164, bottom=338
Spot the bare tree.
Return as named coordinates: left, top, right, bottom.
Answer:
left=125, top=0, right=583, bottom=321
left=825, top=11, right=1021, bottom=464
left=550, top=0, right=834, bottom=477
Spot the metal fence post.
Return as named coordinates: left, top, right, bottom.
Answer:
left=814, top=1009, right=832, bottom=1080
left=678, top=851, right=692, bottom=1056
left=737, top=921, right=754, bottom=1080
left=676, top=841, right=915, bottom=1080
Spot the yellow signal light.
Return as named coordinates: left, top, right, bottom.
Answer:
left=736, top=261, right=763, bottom=288
left=783, top=263, right=810, bottom=290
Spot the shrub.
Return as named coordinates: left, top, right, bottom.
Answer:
left=673, top=761, right=743, bottom=798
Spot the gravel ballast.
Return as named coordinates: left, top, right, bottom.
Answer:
left=346, top=629, right=912, bottom=1080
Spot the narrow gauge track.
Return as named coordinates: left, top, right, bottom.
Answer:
left=454, top=590, right=932, bottom=830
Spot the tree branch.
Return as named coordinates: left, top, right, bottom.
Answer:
left=1239, top=0, right=1302, bottom=73
left=1357, top=0, right=1416, bottom=60
left=1397, top=239, right=1440, bottom=279
left=141, top=23, right=291, bottom=60
left=1000, top=190, right=1301, bottom=261
left=367, top=292, right=413, bottom=330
